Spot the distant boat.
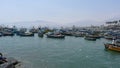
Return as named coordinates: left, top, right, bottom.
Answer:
left=104, top=35, right=113, bottom=40
left=116, top=39, right=120, bottom=43
left=91, top=35, right=101, bottom=39
left=47, top=32, right=65, bottom=38
left=2, top=31, right=14, bottom=36
left=0, top=33, right=2, bottom=37
left=74, top=34, right=84, bottom=37
left=47, top=34, right=65, bottom=38
left=62, top=31, right=73, bottom=36
left=84, top=37, right=96, bottom=41
left=84, top=35, right=97, bottom=41
left=29, top=28, right=38, bottom=33
left=84, top=36, right=96, bottom=41
left=19, top=32, right=34, bottom=37
left=38, top=31, right=44, bottom=37
left=74, top=32, right=85, bottom=37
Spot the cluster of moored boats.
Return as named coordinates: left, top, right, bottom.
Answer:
left=0, top=25, right=120, bottom=40
left=0, top=27, right=111, bottom=40
left=0, top=22, right=120, bottom=52
left=0, top=21, right=120, bottom=68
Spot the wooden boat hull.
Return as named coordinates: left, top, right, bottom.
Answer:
left=104, top=43, right=120, bottom=52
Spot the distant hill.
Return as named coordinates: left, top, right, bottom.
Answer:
left=1, top=19, right=118, bottom=28
left=105, top=16, right=120, bottom=22
left=2, top=20, right=60, bottom=28
left=65, top=20, right=105, bottom=27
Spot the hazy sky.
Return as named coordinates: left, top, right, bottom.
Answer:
left=0, top=0, right=120, bottom=26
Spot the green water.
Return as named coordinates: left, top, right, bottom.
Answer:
left=0, top=34, right=120, bottom=68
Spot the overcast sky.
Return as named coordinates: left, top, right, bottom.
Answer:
left=0, top=0, right=120, bottom=26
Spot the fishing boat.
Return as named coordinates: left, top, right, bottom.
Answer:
left=62, top=31, right=73, bottom=36
left=47, top=32, right=65, bottom=38
left=47, top=34, right=65, bottom=38
left=74, top=32, right=85, bottom=37
left=104, top=39, right=120, bottom=52
left=2, top=31, right=14, bottom=36
left=75, top=34, right=84, bottom=37
left=91, top=35, right=101, bottom=39
left=19, top=32, right=34, bottom=37
left=104, top=35, right=113, bottom=40
left=29, top=27, right=38, bottom=33
left=116, top=39, right=120, bottom=43
left=84, top=35, right=97, bottom=41
left=0, top=33, right=2, bottom=37
left=38, top=31, right=44, bottom=37
left=84, top=36, right=96, bottom=41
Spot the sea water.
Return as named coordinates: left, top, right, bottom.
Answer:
left=0, top=34, right=120, bottom=68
